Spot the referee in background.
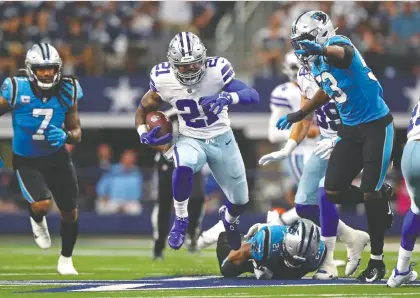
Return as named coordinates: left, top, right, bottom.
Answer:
left=151, top=109, right=205, bottom=259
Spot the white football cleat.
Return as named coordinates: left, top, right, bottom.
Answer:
left=344, top=230, right=370, bottom=276
left=57, top=255, right=78, bottom=275
left=30, top=217, right=51, bottom=249
left=333, top=259, right=346, bottom=267
left=197, top=220, right=225, bottom=250
left=313, top=261, right=338, bottom=280
left=387, top=267, right=418, bottom=288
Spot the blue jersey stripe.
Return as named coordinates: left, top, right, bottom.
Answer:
left=375, top=123, right=394, bottom=191
left=222, top=69, right=234, bottom=83
left=221, top=63, right=231, bottom=76
left=16, top=170, right=35, bottom=203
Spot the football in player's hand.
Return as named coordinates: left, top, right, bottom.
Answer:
left=146, top=111, right=173, bottom=137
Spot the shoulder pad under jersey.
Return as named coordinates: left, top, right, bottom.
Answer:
left=206, top=56, right=235, bottom=86
left=61, top=77, right=83, bottom=105
left=270, top=82, right=294, bottom=110
left=149, top=62, right=173, bottom=94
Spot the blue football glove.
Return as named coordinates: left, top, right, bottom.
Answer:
left=45, top=125, right=68, bottom=148
left=200, top=91, right=233, bottom=114
left=140, top=126, right=172, bottom=146
left=295, top=40, right=325, bottom=56
left=276, top=110, right=306, bottom=130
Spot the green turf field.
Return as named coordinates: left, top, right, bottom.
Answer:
left=0, top=236, right=418, bottom=297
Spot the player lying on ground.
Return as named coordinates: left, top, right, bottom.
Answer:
left=0, top=43, right=82, bottom=275
left=276, top=10, right=395, bottom=282
left=216, top=219, right=326, bottom=280
left=135, top=32, right=259, bottom=251
left=387, top=100, right=420, bottom=288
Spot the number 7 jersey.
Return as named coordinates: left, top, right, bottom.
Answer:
left=0, top=75, right=83, bottom=157
left=149, top=57, right=234, bottom=139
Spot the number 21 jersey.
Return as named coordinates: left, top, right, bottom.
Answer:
left=149, top=57, right=234, bottom=139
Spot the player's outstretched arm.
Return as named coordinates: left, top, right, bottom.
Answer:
left=0, top=96, right=12, bottom=116
left=276, top=89, right=329, bottom=130
left=200, top=79, right=259, bottom=114
left=296, top=40, right=354, bottom=69
left=64, top=101, right=82, bottom=144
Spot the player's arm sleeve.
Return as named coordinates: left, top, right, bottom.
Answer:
left=222, top=79, right=260, bottom=105
left=149, top=64, right=167, bottom=101
left=325, top=42, right=354, bottom=69
left=268, top=105, right=292, bottom=143
left=216, top=57, right=259, bottom=105
left=0, top=78, right=17, bottom=112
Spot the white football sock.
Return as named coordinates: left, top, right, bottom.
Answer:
left=322, top=236, right=337, bottom=264
left=202, top=220, right=225, bottom=242
left=396, top=246, right=412, bottom=273
left=225, top=209, right=239, bottom=223
left=371, top=254, right=383, bottom=261
left=336, top=220, right=355, bottom=244
left=280, top=208, right=300, bottom=225
left=174, top=198, right=189, bottom=218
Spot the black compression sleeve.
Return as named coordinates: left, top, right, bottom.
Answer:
left=326, top=44, right=354, bottom=69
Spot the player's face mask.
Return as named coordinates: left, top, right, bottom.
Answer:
left=175, top=62, right=203, bottom=75
left=33, top=66, right=59, bottom=85
left=282, top=243, right=306, bottom=269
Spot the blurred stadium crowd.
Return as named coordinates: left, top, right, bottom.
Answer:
left=0, top=1, right=418, bottom=217
left=0, top=1, right=419, bottom=77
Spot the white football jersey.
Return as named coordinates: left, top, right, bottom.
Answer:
left=407, top=101, right=420, bottom=142
left=269, top=81, right=318, bottom=155
left=149, top=57, right=234, bottom=139
left=297, top=66, right=340, bottom=139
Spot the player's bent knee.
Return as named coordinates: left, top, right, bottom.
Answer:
left=31, top=200, right=52, bottom=216
left=227, top=179, right=248, bottom=205
left=60, top=208, right=78, bottom=223
left=363, top=191, right=381, bottom=201
left=325, top=190, right=342, bottom=204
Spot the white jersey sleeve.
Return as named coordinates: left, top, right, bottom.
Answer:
left=206, top=56, right=236, bottom=88
left=149, top=62, right=174, bottom=102
left=407, top=102, right=420, bottom=142
left=268, top=82, right=298, bottom=143
left=297, top=66, right=339, bottom=139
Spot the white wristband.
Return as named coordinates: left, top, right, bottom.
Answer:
left=137, top=124, right=148, bottom=137
left=284, top=139, right=298, bottom=154
left=230, top=92, right=239, bottom=104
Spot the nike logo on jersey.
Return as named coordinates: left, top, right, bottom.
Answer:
left=225, top=139, right=232, bottom=145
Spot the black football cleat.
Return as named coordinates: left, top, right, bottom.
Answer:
left=357, top=258, right=386, bottom=282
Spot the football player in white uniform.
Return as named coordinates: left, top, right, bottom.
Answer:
left=267, top=52, right=319, bottom=225
left=387, top=102, right=420, bottom=287
left=260, top=64, right=370, bottom=280
left=135, top=32, right=259, bottom=251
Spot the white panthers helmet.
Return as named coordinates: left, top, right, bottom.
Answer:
left=25, top=43, right=62, bottom=90
left=291, top=11, right=336, bottom=63
left=283, top=51, right=300, bottom=81
left=282, top=219, right=322, bottom=269
left=167, top=32, right=207, bottom=86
